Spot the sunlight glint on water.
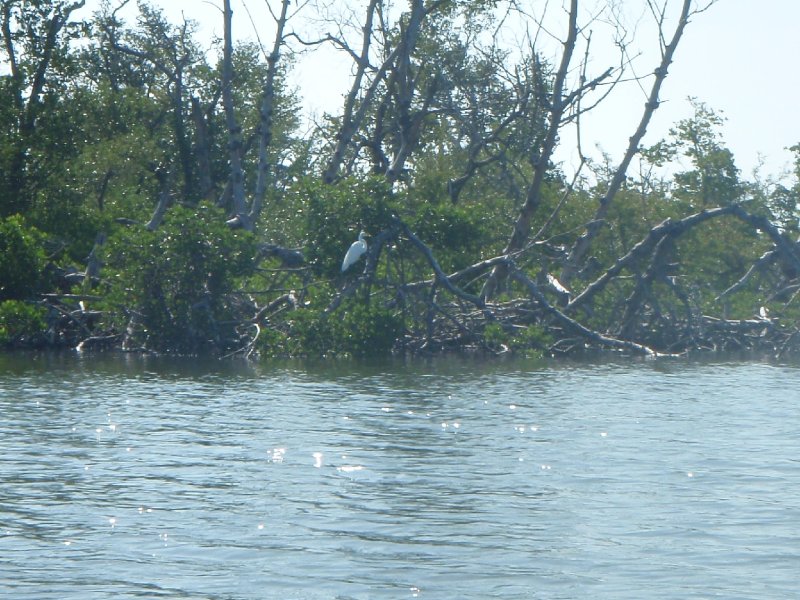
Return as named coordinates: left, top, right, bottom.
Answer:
left=0, top=354, right=799, bottom=599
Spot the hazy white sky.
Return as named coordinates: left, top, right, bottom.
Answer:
left=78, top=0, right=799, bottom=181
left=643, top=0, right=800, bottom=180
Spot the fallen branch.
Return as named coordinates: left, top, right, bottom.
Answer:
left=728, top=205, right=800, bottom=273
left=717, top=249, right=777, bottom=300
left=396, top=220, right=485, bottom=307
left=253, top=292, right=297, bottom=324
left=44, top=301, right=94, bottom=337
left=76, top=334, right=123, bottom=351
left=701, top=315, right=775, bottom=331
left=401, top=253, right=512, bottom=293
left=568, top=206, right=735, bottom=312
left=509, top=265, right=658, bottom=356
left=221, top=323, right=261, bottom=360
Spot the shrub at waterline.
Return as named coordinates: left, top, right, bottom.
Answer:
left=0, top=301, right=48, bottom=348
left=0, top=216, right=48, bottom=301
left=102, top=205, right=258, bottom=354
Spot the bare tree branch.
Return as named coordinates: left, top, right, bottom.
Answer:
left=509, top=264, right=658, bottom=355
left=481, top=0, right=582, bottom=300
left=567, top=205, right=735, bottom=312
left=250, top=0, right=292, bottom=226
left=561, top=0, right=697, bottom=284
left=221, top=0, right=249, bottom=228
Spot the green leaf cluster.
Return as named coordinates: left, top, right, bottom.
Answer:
left=268, top=302, right=403, bottom=358
left=103, top=204, right=257, bottom=354
left=0, top=216, right=48, bottom=301
left=0, top=300, right=48, bottom=348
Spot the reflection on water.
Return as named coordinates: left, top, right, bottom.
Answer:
left=1, top=352, right=799, bottom=599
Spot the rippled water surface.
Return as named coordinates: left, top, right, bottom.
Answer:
left=1, top=353, right=799, bottom=599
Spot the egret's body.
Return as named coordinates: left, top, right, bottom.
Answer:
left=341, top=231, right=368, bottom=272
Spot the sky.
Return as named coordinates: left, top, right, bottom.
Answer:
left=644, top=0, right=800, bottom=180
left=76, top=0, right=800, bottom=182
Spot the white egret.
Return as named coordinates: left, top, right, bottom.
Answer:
left=341, top=231, right=368, bottom=272
left=546, top=273, right=570, bottom=295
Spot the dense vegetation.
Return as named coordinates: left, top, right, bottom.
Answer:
left=2, top=0, right=799, bottom=359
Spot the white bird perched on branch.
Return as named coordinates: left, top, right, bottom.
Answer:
left=341, top=231, right=368, bottom=272
left=546, top=273, right=571, bottom=295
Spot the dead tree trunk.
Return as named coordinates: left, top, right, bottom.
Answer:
left=250, top=0, right=291, bottom=226
left=481, top=0, right=614, bottom=300
left=321, top=0, right=383, bottom=185
left=560, top=0, right=696, bottom=285
left=221, top=0, right=249, bottom=229
left=191, top=96, right=216, bottom=202
left=320, top=0, right=447, bottom=185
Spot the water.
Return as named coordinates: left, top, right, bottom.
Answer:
left=1, top=353, right=799, bottom=599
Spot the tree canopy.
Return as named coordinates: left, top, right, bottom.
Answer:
left=2, top=0, right=799, bottom=359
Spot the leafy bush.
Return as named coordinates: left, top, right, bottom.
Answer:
left=339, top=303, right=404, bottom=356
left=301, top=177, right=398, bottom=277
left=0, top=300, right=48, bottom=348
left=104, top=204, right=257, bottom=354
left=0, top=216, right=47, bottom=301
left=28, top=190, right=106, bottom=263
left=410, top=202, right=495, bottom=272
left=274, top=303, right=404, bottom=358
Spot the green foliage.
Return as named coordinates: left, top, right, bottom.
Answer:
left=269, top=303, right=403, bottom=358
left=765, top=144, right=800, bottom=235
left=0, top=216, right=48, bottom=300
left=339, top=303, right=405, bottom=357
left=0, top=301, right=47, bottom=348
left=28, top=190, right=106, bottom=263
left=512, top=324, right=553, bottom=352
left=483, top=322, right=552, bottom=356
left=104, top=205, right=257, bottom=354
left=0, top=2, right=797, bottom=358
left=409, top=202, right=495, bottom=271
left=676, top=216, right=768, bottom=315
left=666, top=100, right=742, bottom=207
left=302, top=177, right=398, bottom=277
left=482, top=322, right=506, bottom=349
left=285, top=310, right=340, bottom=356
